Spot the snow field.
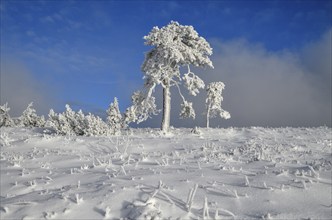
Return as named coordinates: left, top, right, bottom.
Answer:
left=0, top=127, right=331, bottom=219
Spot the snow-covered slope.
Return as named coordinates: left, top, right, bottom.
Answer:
left=1, top=127, right=331, bottom=219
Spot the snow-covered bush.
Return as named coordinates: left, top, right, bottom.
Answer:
left=0, top=103, right=14, bottom=127
left=205, top=82, right=230, bottom=128
left=73, top=110, right=86, bottom=136
left=62, top=104, right=81, bottom=135
left=83, top=113, right=109, bottom=136
left=107, top=97, right=124, bottom=135
left=47, top=108, right=74, bottom=135
left=19, top=102, right=46, bottom=127
left=127, top=21, right=214, bottom=132
left=47, top=104, right=109, bottom=136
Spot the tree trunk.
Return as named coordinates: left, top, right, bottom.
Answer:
left=206, top=107, right=210, bottom=128
left=161, top=84, right=171, bottom=132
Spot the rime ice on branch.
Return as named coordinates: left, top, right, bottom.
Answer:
left=126, top=21, right=214, bottom=132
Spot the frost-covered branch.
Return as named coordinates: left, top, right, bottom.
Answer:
left=182, top=65, right=205, bottom=96
left=124, top=84, right=159, bottom=125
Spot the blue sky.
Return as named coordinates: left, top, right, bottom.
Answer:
left=1, top=0, right=331, bottom=127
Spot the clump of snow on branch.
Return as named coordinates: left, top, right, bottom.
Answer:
left=182, top=66, right=205, bottom=96
left=180, top=101, right=195, bottom=119
left=206, top=82, right=230, bottom=128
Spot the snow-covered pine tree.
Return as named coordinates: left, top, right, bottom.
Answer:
left=106, top=97, right=123, bottom=135
left=74, top=110, right=86, bottom=136
left=47, top=105, right=78, bottom=135
left=63, top=104, right=78, bottom=133
left=84, top=113, right=108, bottom=136
left=126, top=21, right=214, bottom=132
left=205, top=82, right=230, bottom=128
left=47, top=109, right=62, bottom=134
left=0, top=103, right=14, bottom=127
left=20, top=102, right=45, bottom=127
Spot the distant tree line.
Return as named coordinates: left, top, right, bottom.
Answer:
left=0, top=98, right=124, bottom=136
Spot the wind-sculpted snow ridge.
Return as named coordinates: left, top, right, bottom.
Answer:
left=0, top=127, right=331, bottom=219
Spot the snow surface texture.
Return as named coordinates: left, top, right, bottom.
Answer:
left=0, top=127, right=331, bottom=219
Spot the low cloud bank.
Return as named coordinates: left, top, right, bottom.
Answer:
left=0, top=58, right=57, bottom=117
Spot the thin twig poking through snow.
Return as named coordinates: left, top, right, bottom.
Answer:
left=203, top=196, right=210, bottom=219
left=186, top=183, right=198, bottom=212
left=244, top=175, right=250, bottom=187
left=75, top=194, right=83, bottom=204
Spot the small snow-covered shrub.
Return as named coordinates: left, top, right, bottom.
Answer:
left=107, top=97, right=124, bottom=135
left=47, top=107, right=75, bottom=135
left=83, top=113, right=109, bottom=136
left=0, top=103, right=14, bottom=127
left=19, top=102, right=46, bottom=127
left=191, top=126, right=201, bottom=135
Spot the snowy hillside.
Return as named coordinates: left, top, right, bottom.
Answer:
left=0, top=127, right=331, bottom=219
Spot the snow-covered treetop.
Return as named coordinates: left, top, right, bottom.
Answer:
left=207, top=81, right=225, bottom=102
left=0, top=103, right=10, bottom=115
left=142, top=21, right=213, bottom=88
left=143, top=21, right=213, bottom=67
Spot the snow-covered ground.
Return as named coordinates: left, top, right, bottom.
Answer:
left=0, top=127, right=331, bottom=219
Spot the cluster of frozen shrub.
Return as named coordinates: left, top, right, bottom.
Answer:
left=0, top=102, right=45, bottom=129
left=0, top=98, right=124, bottom=136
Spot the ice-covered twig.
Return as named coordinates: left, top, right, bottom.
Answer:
left=121, top=166, right=127, bottom=176
left=186, top=183, right=198, bottom=212
left=244, top=175, right=250, bottom=187
left=75, top=194, right=83, bottom=204
left=203, top=196, right=210, bottom=219
left=307, top=165, right=319, bottom=178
